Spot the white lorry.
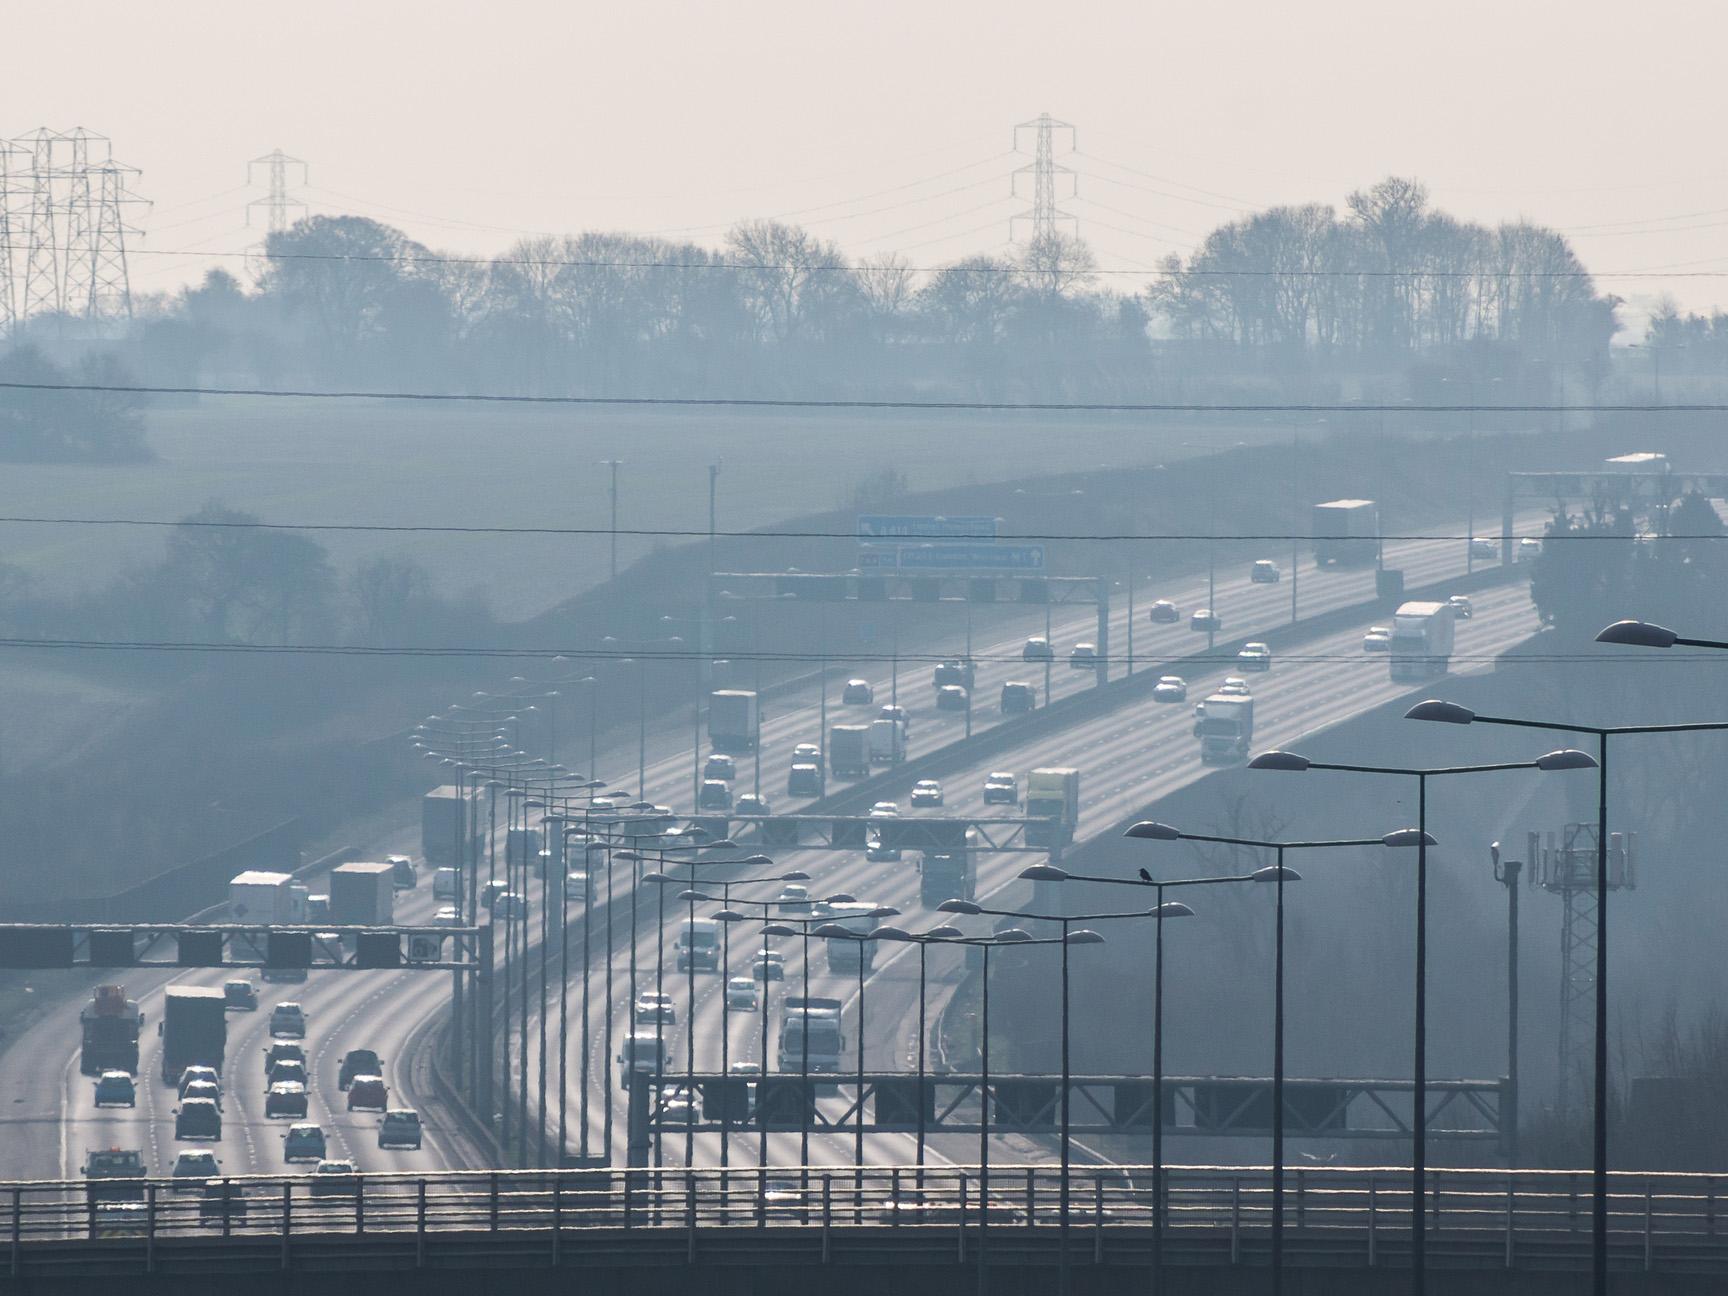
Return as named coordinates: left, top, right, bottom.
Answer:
left=228, top=871, right=306, bottom=925
left=1195, top=694, right=1255, bottom=765
left=777, top=997, right=844, bottom=1074
left=868, top=717, right=906, bottom=765
left=1389, top=601, right=1457, bottom=682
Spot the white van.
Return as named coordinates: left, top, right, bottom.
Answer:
left=433, top=867, right=459, bottom=901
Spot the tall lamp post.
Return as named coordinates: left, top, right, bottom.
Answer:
left=867, top=923, right=979, bottom=1181
left=1409, top=686, right=1728, bottom=1296
left=1123, top=822, right=1431, bottom=1296
left=941, top=899, right=1141, bottom=1296
left=1249, top=745, right=1597, bottom=1295
left=1021, top=862, right=1267, bottom=1289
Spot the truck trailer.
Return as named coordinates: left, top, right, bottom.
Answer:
left=828, top=724, right=870, bottom=777
left=1026, top=767, right=1081, bottom=848
left=708, top=690, right=760, bottom=754
left=1312, top=499, right=1380, bottom=567
left=868, top=718, right=906, bottom=765
left=228, top=870, right=305, bottom=925
left=160, top=987, right=227, bottom=1084
left=79, top=986, right=144, bottom=1076
left=1389, top=601, right=1456, bottom=682
left=330, top=861, right=395, bottom=925
left=422, top=785, right=482, bottom=866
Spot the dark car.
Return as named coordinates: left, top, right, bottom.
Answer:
left=223, top=979, right=258, bottom=1011
left=263, top=1041, right=306, bottom=1070
left=339, top=1049, right=383, bottom=1091
left=378, top=1109, right=423, bottom=1150
left=1189, top=609, right=1221, bottom=632
left=388, top=855, right=417, bottom=889
left=311, top=1160, right=359, bottom=1199
left=697, top=780, right=732, bottom=811
left=283, top=1123, right=327, bottom=1163
left=787, top=762, right=824, bottom=797
left=347, top=1075, right=388, bottom=1112
left=1022, top=637, right=1054, bottom=662
left=175, top=1097, right=222, bottom=1141
left=1000, top=681, right=1036, bottom=714
left=841, top=678, right=874, bottom=705
left=1147, top=599, right=1180, bottom=624
left=265, top=1082, right=308, bottom=1119
left=267, top=1059, right=308, bottom=1092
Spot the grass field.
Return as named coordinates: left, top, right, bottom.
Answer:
left=0, top=399, right=1290, bottom=618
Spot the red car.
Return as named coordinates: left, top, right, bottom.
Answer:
left=347, top=1075, right=388, bottom=1112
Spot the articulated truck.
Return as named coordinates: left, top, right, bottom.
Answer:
left=1195, top=694, right=1255, bottom=764
left=1026, top=768, right=1081, bottom=848
left=708, top=690, right=760, bottom=754
left=79, top=986, right=144, bottom=1076
left=828, top=724, right=870, bottom=777
left=1312, top=499, right=1380, bottom=567
left=159, top=987, right=227, bottom=1084
left=778, top=997, right=844, bottom=1074
left=1389, top=601, right=1456, bottom=682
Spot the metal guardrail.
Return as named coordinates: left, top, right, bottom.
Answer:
left=17, top=1163, right=1728, bottom=1277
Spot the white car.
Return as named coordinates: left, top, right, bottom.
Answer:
left=910, top=779, right=943, bottom=807
left=171, top=1150, right=220, bottom=1192
left=433, top=905, right=462, bottom=926
left=1219, top=677, right=1251, bottom=697
left=1469, top=537, right=1498, bottom=560
left=1518, top=537, right=1542, bottom=561
left=869, top=801, right=899, bottom=817
left=1250, top=559, right=1281, bottom=583
left=1363, top=625, right=1391, bottom=653
left=982, top=772, right=1018, bottom=805
left=1190, top=609, right=1221, bottom=632
left=1447, top=595, right=1473, bottom=620
left=1237, top=642, right=1272, bottom=672
left=776, top=883, right=811, bottom=911
left=1069, top=642, right=1098, bottom=669
left=177, top=1065, right=221, bottom=1100
left=842, top=678, right=874, bottom=705
left=634, top=992, right=675, bottom=1026
left=791, top=742, right=820, bottom=763
left=703, top=754, right=736, bottom=782
left=725, top=977, right=760, bottom=1011
left=662, top=1087, right=698, bottom=1124
left=1152, top=675, right=1187, bottom=703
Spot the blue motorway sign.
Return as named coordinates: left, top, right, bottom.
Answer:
left=857, top=514, right=998, bottom=540
left=895, top=543, right=1045, bottom=572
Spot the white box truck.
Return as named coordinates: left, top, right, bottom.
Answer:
left=708, top=690, right=760, bottom=754
left=778, top=997, right=844, bottom=1074
left=330, top=861, right=395, bottom=925
left=868, top=718, right=906, bottom=765
left=1389, top=601, right=1456, bottom=682
left=228, top=871, right=305, bottom=925
left=1312, top=499, right=1380, bottom=567
left=1195, top=694, right=1255, bottom=765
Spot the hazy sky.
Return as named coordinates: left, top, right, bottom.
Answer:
left=14, top=0, right=1728, bottom=323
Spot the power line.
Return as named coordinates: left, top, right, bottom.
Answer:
left=0, top=635, right=1710, bottom=668
left=0, top=513, right=1698, bottom=544
left=1, top=378, right=1724, bottom=413
left=23, top=241, right=1728, bottom=279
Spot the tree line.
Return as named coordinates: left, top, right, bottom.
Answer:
left=64, top=174, right=1615, bottom=407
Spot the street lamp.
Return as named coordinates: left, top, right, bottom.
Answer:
left=1022, top=861, right=1262, bottom=1285
left=1123, top=821, right=1429, bottom=1296
left=941, top=899, right=1135, bottom=1294
left=869, top=922, right=968, bottom=1180
left=1406, top=697, right=1728, bottom=1296
left=1249, top=744, right=1595, bottom=1296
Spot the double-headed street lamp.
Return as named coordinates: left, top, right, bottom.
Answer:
left=1249, top=744, right=1596, bottom=1295
left=1022, top=861, right=1270, bottom=1288
left=1124, top=821, right=1430, bottom=1296
left=940, top=898, right=1129, bottom=1296
left=863, top=923, right=967, bottom=1179
left=1406, top=694, right=1728, bottom=1296
left=762, top=905, right=897, bottom=1175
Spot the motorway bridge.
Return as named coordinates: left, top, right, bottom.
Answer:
left=11, top=1163, right=1728, bottom=1294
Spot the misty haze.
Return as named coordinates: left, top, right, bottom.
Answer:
left=3, top=4, right=1727, bottom=1293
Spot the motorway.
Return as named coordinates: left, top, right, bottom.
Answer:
left=1, top=524, right=1541, bottom=1183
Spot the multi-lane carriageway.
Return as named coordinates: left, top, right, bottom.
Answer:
left=5, top=524, right=1543, bottom=1182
